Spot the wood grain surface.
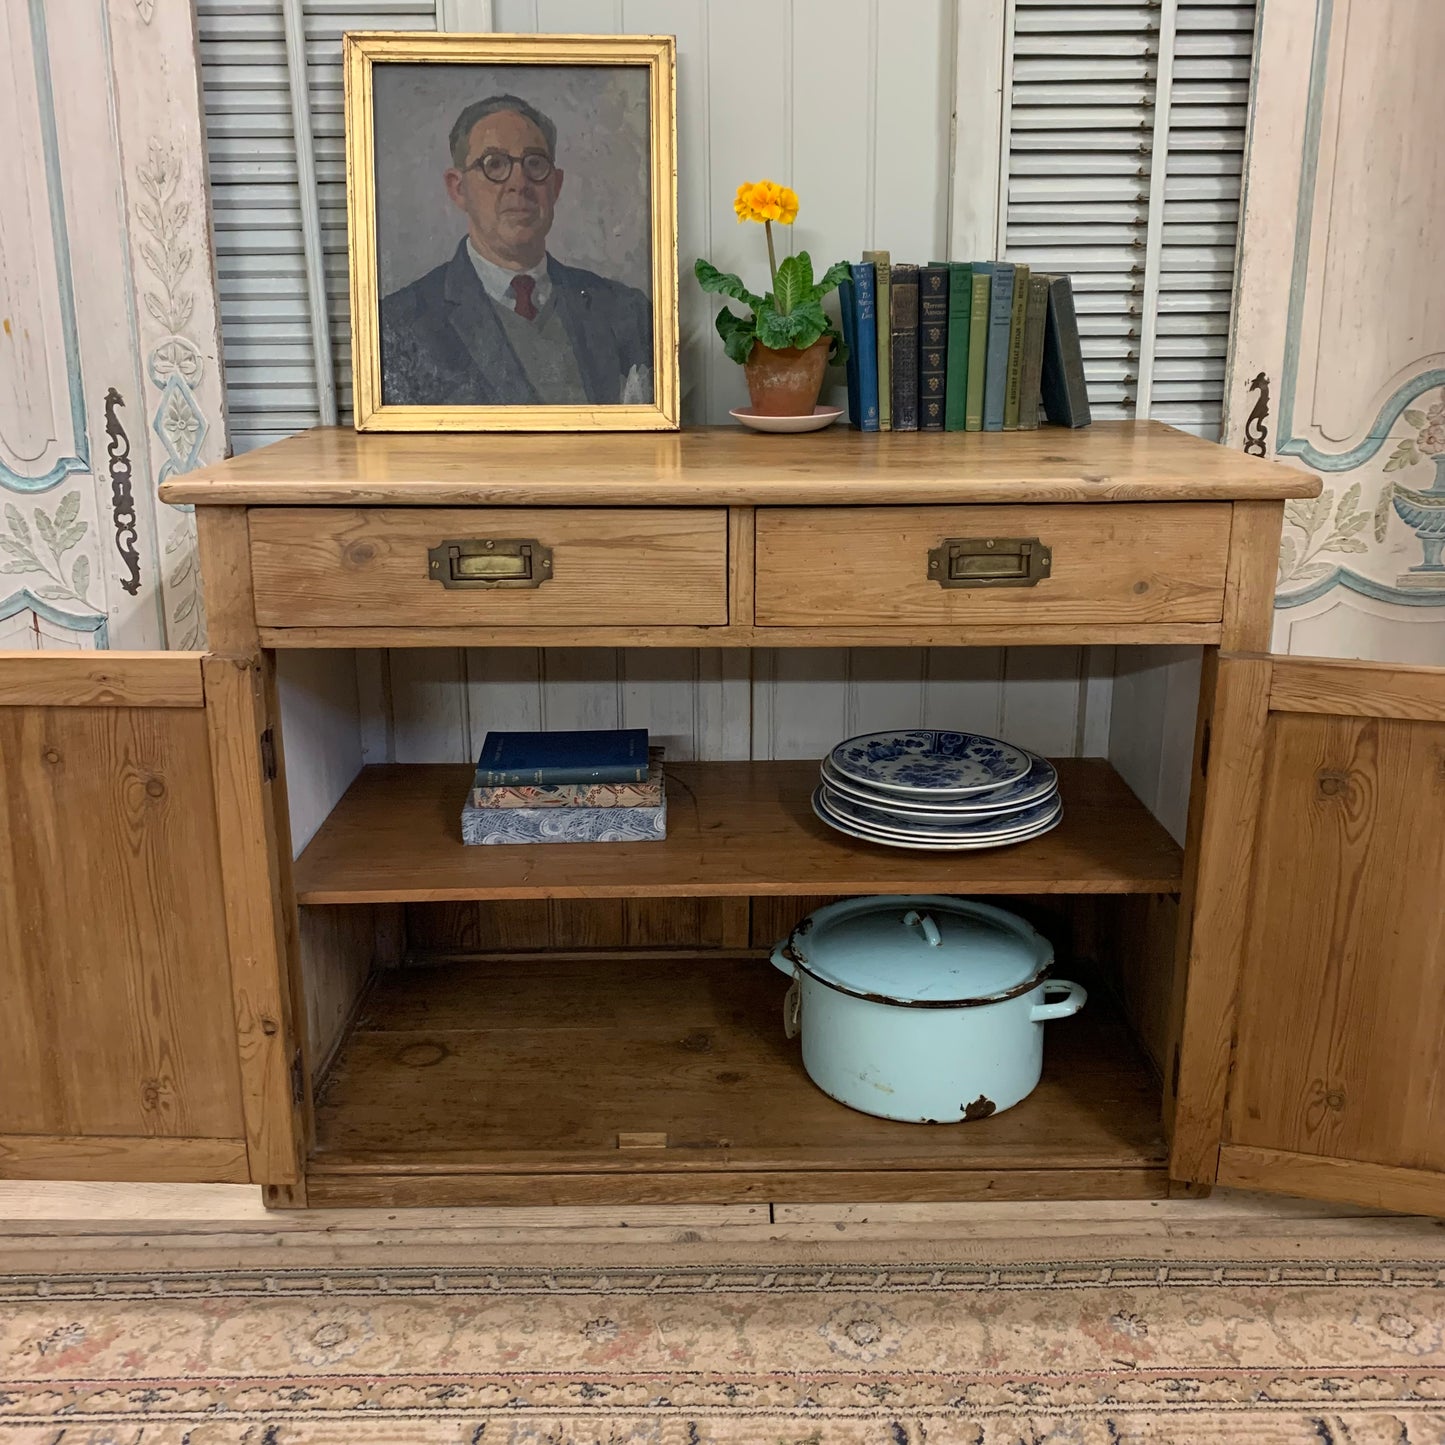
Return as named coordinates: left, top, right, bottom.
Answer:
left=307, top=955, right=1166, bottom=1201
left=247, top=507, right=729, bottom=629
left=292, top=759, right=1184, bottom=904
left=0, top=694, right=246, bottom=1152
left=754, top=503, right=1231, bottom=627
left=1269, top=657, right=1445, bottom=721
left=0, top=1135, right=249, bottom=1183
left=0, top=652, right=203, bottom=707
left=159, top=421, right=1321, bottom=507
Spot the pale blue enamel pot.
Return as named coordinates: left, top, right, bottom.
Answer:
left=770, top=895, right=1085, bottom=1123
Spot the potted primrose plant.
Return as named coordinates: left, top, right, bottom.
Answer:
left=695, top=180, right=850, bottom=417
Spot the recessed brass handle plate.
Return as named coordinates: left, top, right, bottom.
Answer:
left=927, top=536, right=1052, bottom=589
left=427, top=538, right=553, bottom=589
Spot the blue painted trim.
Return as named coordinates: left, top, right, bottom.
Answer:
left=1277, top=567, right=1445, bottom=609
left=0, top=589, right=110, bottom=644
left=1278, top=370, right=1445, bottom=471
left=1275, top=0, right=1333, bottom=453
left=2, top=0, right=90, bottom=495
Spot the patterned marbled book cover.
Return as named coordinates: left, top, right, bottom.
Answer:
left=468, top=749, right=663, bottom=810
left=462, top=775, right=666, bottom=845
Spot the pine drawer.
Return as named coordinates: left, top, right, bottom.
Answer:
left=247, top=508, right=729, bottom=629
left=753, top=503, right=1232, bottom=628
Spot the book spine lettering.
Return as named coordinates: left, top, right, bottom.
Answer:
left=944, top=261, right=971, bottom=430
left=917, top=264, right=949, bottom=431
left=982, top=262, right=1015, bottom=432
left=852, top=262, right=880, bottom=431
left=862, top=250, right=891, bottom=430
left=1003, top=262, right=1030, bottom=430
left=889, top=263, right=920, bottom=432
left=965, top=265, right=990, bottom=431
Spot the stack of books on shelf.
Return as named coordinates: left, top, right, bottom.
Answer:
left=838, top=258, right=1091, bottom=434
left=461, top=727, right=666, bottom=846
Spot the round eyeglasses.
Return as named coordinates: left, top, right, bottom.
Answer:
left=465, top=149, right=554, bottom=184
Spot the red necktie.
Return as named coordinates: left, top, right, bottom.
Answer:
left=510, top=274, right=538, bottom=320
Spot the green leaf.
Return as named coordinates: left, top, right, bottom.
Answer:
left=0, top=537, right=34, bottom=560
left=825, top=326, right=849, bottom=368
left=753, top=308, right=803, bottom=350
left=1292, top=562, right=1336, bottom=582
left=34, top=585, right=72, bottom=600
left=4, top=503, right=30, bottom=549
left=774, top=253, right=811, bottom=315
left=1404, top=409, right=1427, bottom=428
left=1329, top=538, right=1368, bottom=554
left=71, top=554, right=90, bottom=601
left=786, top=297, right=831, bottom=350
left=813, top=260, right=853, bottom=298
left=53, top=492, right=80, bottom=530
left=33, top=508, right=57, bottom=551
left=56, top=523, right=87, bottom=552
left=1278, top=534, right=1298, bottom=579
left=1374, top=483, right=1395, bottom=542
left=1335, top=481, right=1360, bottom=524
left=694, top=258, right=765, bottom=311
left=0, top=559, right=41, bottom=574
left=713, top=307, right=757, bottom=365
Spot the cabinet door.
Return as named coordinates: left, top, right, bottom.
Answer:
left=0, top=652, right=305, bottom=1186
left=1173, top=655, right=1445, bottom=1213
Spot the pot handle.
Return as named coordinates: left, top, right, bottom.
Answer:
left=1030, top=980, right=1087, bottom=1023
left=901, top=909, right=943, bottom=947
left=770, top=940, right=800, bottom=977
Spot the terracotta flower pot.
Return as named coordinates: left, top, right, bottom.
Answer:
left=743, top=337, right=830, bottom=416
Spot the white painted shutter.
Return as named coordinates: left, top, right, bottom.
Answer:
left=197, top=0, right=436, bottom=453
left=1003, top=0, right=1255, bottom=439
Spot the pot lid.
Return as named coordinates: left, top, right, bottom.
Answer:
left=786, top=895, right=1051, bottom=1006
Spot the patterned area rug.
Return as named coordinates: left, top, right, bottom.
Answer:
left=3, top=1258, right=1445, bottom=1443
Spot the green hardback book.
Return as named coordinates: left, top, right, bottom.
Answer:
left=1017, top=273, right=1050, bottom=430
left=862, top=249, right=891, bottom=430
left=944, top=261, right=972, bottom=430
left=1003, top=263, right=1031, bottom=429
left=964, top=264, right=991, bottom=431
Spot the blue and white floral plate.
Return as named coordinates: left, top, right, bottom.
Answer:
left=820, top=751, right=1058, bottom=815
left=812, top=787, right=1062, bottom=851
left=827, top=729, right=1032, bottom=799
left=819, top=782, right=1059, bottom=839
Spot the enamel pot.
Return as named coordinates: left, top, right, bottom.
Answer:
left=770, top=895, right=1085, bottom=1123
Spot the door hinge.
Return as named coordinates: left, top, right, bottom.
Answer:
left=290, top=1046, right=305, bottom=1107
left=260, top=726, right=278, bottom=783
left=1198, top=720, right=1212, bottom=780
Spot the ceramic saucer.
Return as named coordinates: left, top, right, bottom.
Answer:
left=730, top=405, right=844, bottom=434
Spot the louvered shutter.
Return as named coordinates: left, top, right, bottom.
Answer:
left=1003, top=0, right=1256, bottom=439
left=197, top=0, right=436, bottom=453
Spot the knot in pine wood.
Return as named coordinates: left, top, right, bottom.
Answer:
left=1316, top=769, right=1352, bottom=798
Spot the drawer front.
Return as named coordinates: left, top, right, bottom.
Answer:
left=249, top=508, right=729, bottom=628
left=754, top=504, right=1232, bottom=627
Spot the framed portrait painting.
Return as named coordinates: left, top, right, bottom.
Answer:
left=344, top=32, right=678, bottom=432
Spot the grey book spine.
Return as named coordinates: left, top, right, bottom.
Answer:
left=1040, top=273, right=1092, bottom=428
left=982, top=262, right=1015, bottom=432
left=1017, top=273, right=1051, bottom=430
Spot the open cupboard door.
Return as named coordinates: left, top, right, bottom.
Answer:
left=0, top=653, right=306, bottom=1196
left=1172, top=654, right=1445, bottom=1214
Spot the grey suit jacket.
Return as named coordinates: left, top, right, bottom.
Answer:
left=379, top=241, right=653, bottom=406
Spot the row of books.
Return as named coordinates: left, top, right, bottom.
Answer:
left=460, top=727, right=666, bottom=845
left=838, top=258, right=1092, bottom=433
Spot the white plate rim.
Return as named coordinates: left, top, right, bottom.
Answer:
left=820, top=755, right=1058, bottom=815
left=827, top=729, right=1033, bottom=798
left=812, top=787, right=1063, bottom=850
left=819, top=781, right=1059, bottom=833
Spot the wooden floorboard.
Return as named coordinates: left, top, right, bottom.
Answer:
left=294, top=759, right=1185, bottom=904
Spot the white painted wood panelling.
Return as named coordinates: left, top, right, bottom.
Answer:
left=1107, top=644, right=1201, bottom=844
left=275, top=650, right=365, bottom=851
left=1272, top=592, right=1445, bottom=667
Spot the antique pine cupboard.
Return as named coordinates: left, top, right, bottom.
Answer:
left=3, top=422, right=1443, bottom=1215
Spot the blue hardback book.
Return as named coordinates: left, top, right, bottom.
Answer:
left=850, top=261, right=880, bottom=431
left=840, top=276, right=861, bottom=427
left=474, top=727, right=649, bottom=787
left=982, top=262, right=1016, bottom=432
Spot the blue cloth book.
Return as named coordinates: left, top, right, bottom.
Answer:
left=982, top=262, right=1016, bottom=432
left=840, top=275, right=862, bottom=427
left=850, top=261, right=879, bottom=431
left=474, top=727, right=649, bottom=787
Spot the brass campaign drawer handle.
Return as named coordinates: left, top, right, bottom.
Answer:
left=927, top=536, right=1052, bottom=589
left=427, top=538, right=554, bottom=589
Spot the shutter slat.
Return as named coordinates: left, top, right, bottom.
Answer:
left=1003, top=0, right=1255, bottom=440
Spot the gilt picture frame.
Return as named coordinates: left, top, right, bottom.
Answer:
left=344, top=32, right=678, bottom=432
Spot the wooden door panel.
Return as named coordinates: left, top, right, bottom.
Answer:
left=0, top=652, right=303, bottom=1185
left=1173, top=654, right=1445, bottom=1214
left=1231, top=710, right=1445, bottom=1171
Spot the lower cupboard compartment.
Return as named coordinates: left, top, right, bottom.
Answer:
left=299, top=897, right=1176, bottom=1208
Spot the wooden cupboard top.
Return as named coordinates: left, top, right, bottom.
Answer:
left=160, top=420, right=1321, bottom=507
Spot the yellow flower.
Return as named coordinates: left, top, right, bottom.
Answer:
left=734, top=178, right=799, bottom=225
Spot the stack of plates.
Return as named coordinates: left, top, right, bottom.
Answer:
left=812, top=729, right=1061, bottom=851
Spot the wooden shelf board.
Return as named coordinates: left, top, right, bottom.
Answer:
left=160, top=420, right=1320, bottom=507
left=309, top=955, right=1167, bottom=1199
left=293, top=759, right=1184, bottom=904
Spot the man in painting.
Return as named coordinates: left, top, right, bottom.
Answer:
left=379, top=94, right=653, bottom=407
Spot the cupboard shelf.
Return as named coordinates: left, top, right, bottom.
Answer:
left=307, top=954, right=1168, bottom=1207
left=292, top=758, right=1185, bottom=905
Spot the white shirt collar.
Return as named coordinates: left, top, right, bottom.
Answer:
left=466, top=239, right=552, bottom=312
